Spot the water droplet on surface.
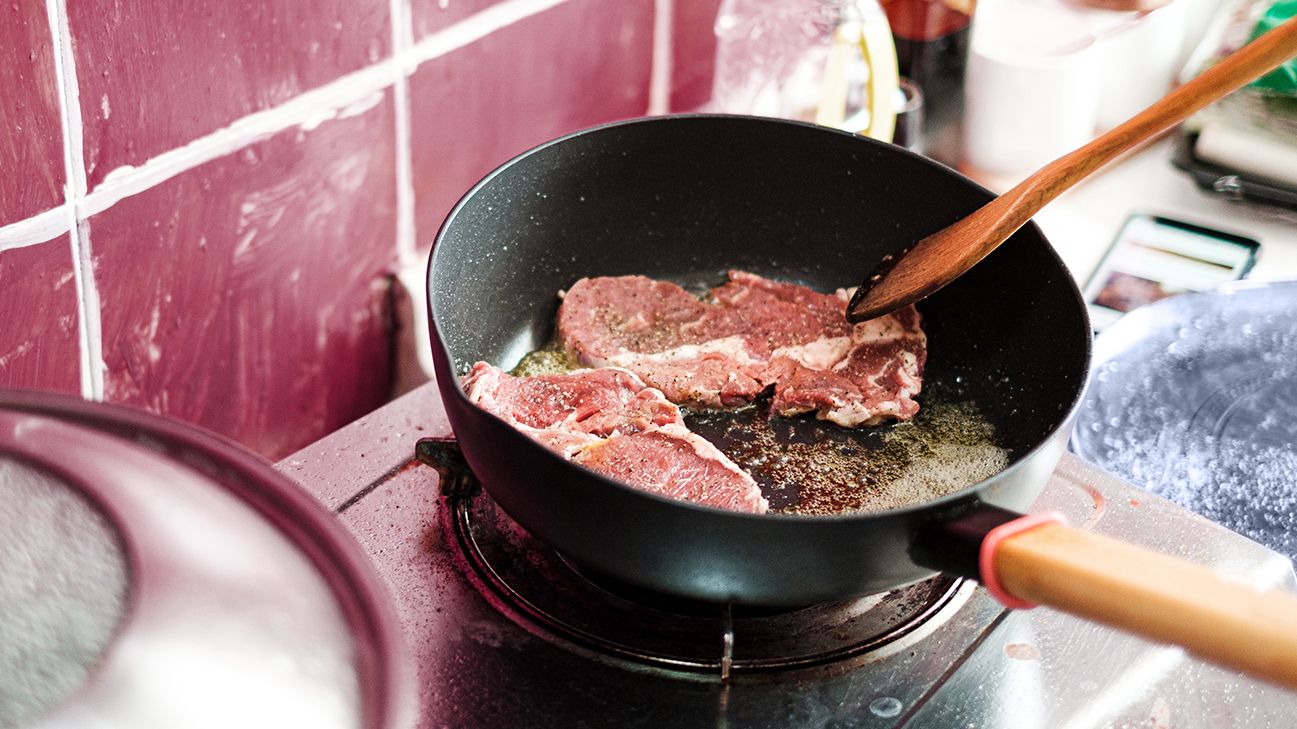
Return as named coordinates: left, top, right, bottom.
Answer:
left=869, top=697, right=903, bottom=718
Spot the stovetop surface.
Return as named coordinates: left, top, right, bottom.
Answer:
left=279, top=383, right=1297, bottom=728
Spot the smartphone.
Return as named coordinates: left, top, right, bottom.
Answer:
left=1083, top=214, right=1260, bottom=332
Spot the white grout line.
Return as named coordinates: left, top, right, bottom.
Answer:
left=8, top=0, right=577, bottom=262
left=6, top=0, right=583, bottom=297
left=79, top=61, right=399, bottom=219
left=648, top=0, right=674, bottom=115
left=403, top=0, right=572, bottom=67
left=0, top=208, right=70, bottom=251
left=3, top=0, right=591, bottom=401
left=45, top=2, right=85, bottom=199
left=390, top=0, right=418, bottom=267
left=78, top=0, right=575, bottom=220
left=70, top=219, right=104, bottom=398
left=45, top=0, right=103, bottom=399
left=11, top=0, right=581, bottom=396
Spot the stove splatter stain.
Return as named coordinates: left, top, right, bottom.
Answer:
left=1005, top=642, right=1041, bottom=661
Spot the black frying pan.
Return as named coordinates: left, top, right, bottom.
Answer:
left=427, top=116, right=1297, bottom=688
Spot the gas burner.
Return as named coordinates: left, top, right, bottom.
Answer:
left=419, top=438, right=964, bottom=676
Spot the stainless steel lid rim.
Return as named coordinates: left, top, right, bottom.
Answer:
left=0, top=390, right=412, bottom=729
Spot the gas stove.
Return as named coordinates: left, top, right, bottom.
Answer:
left=279, top=382, right=1297, bottom=728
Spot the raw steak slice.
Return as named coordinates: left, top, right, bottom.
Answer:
left=557, top=276, right=727, bottom=362
left=768, top=337, right=923, bottom=426
left=557, top=271, right=925, bottom=425
left=616, top=352, right=766, bottom=408
left=574, top=425, right=768, bottom=513
left=463, top=363, right=768, bottom=513
left=462, top=362, right=680, bottom=437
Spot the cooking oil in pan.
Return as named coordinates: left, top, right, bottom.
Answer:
left=684, top=388, right=1009, bottom=515
left=512, top=342, right=579, bottom=378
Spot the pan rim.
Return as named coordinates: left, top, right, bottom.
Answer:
left=428, top=113, right=1093, bottom=524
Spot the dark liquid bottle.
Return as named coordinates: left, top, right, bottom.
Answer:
left=879, top=0, right=974, bottom=156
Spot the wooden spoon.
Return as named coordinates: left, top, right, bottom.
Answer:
left=845, top=15, right=1297, bottom=323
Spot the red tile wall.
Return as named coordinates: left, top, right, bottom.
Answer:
left=0, top=2, right=65, bottom=225
left=408, top=0, right=655, bottom=249
left=671, top=0, right=723, bottom=112
left=410, top=0, right=503, bottom=39
left=69, top=0, right=391, bottom=190
left=92, top=98, right=397, bottom=457
left=0, top=0, right=725, bottom=458
left=0, top=236, right=81, bottom=394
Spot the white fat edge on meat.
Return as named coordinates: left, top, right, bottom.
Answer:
left=849, top=314, right=922, bottom=345
left=772, top=312, right=923, bottom=374
left=768, top=392, right=895, bottom=428
left=653, top=424, right=756, bottom=484
left=894, top=352, right=922, bottom=388
left=712, top=285, right=748, bottom=305
left=819, top=401, right=902, bottom=428
left=603, top=335, right=760, bottom=367
left=568, top=366, right=686, bottom=424
left=771, top=336, right=852, bottom=370
left=530, top=428, right=603, bottom=458
left=813, top=375, right=922, bottom=428
left=831, top=324, right=925, bottom=375
left=776, top=350, right=923, bottom=427
left=462, top=362, right=502, bottom=405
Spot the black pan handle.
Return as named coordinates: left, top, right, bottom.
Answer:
left=909, top=502, right=1020, bottom=582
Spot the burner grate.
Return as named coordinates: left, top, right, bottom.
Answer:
left=421, top=439, right=964, bottom=677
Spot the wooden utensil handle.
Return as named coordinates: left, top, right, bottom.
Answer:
left=845, top=15, right=1297, bottom=323
left=996, top=523, right=1297, bottom=690
left=993, top=15, right=1297, bottom=248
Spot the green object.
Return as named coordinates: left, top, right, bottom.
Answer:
left=1250, top=0, right=1297, bottom=95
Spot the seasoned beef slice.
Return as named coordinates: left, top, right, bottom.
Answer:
left=462, top=363, right=768, bottom=513
left=557, top=271, right=925, bottom=426
left=573, top=424, right=768, bottom=514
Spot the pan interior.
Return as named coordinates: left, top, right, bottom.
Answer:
left=512, top=277, right=1012, bottom=516
left=431, top=116, right=1090, bottom=512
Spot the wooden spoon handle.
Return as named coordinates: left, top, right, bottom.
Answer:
left=988, top=15, right=1297, bottom=251
left=846, top=15, right=1297, bottom=322
left=996, top=523, right=1297, bottom=690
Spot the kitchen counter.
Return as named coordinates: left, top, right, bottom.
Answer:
left=985, top=136, right=1297, bottom=285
